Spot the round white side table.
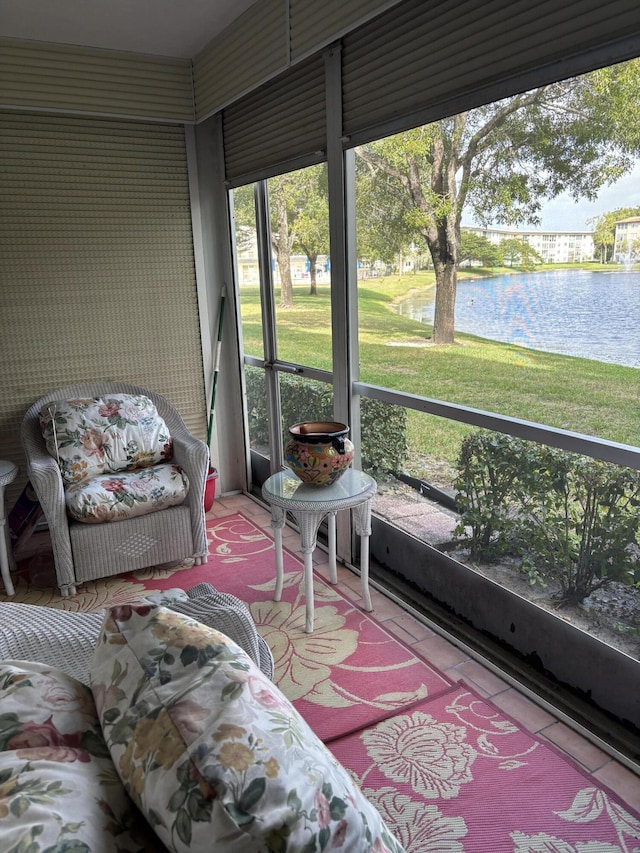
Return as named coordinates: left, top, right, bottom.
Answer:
left=0, top=460, right=19, bottom=597
left=262, top=468, right=377, bottom=633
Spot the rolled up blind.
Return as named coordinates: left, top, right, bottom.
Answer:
left=222, top=52, right=327, bottom=185
left=289, top=0, right=402, bottom=62
left=342, top=0, right=640, bottom=144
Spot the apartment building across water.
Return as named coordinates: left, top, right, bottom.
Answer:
left=463, top=225, right=595, bottom=263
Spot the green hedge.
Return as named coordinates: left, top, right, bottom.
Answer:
left=453, top=430, right=640, bottom=603
left=245, top=367, right=408, bottom=474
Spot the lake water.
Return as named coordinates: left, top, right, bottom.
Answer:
left=398, top=269, right=640, bottom=368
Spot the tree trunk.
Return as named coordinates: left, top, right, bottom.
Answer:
left=432, top=259, right=457, bottom=344
left=277, top=252, right=294, bottom=308
left=275, top=199, right=294, bottom=308
left=308, top=254, right=318, bottom=295
left=419, top=206, right=459, bottom=345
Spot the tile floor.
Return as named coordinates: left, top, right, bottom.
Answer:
left=209, top=491, right=640, bottom=816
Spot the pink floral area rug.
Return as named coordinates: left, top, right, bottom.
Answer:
left=329, top=684, right=640, bottom=852
left=200, top=513, right=454, bottom=742
left=5, top=513, right=452, bottom=741
left=5, top=512, right=640, bottom=851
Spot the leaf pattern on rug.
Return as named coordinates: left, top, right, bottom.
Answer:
left=206, top=515, right=275, bottom=561
left=511, top=830, right=620, bottom=851
left=248, top=569, right=345, bottom=600
left=250, top=598, right=359, bottom=704
left=363, top=788, right=468, bottom=852
left=555, top=787, right=640, bottom=850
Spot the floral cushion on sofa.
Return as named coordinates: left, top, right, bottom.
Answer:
left=39, top=394, right=174, bottom=486
left=90, top=603, right=406, bottom=853
left=0, top=660, right=162, bottom=852
left=65, top=463, right=189, bottom=523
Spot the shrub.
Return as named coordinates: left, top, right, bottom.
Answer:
left=513, top=447, right=640, bottom=604
left=453, top=430, right=640, bottom=603
left=359, top=398, right=409, bottom=473
left=244, top=367, right=408, bottom=474
left=452, top=431, right=524, bottom=560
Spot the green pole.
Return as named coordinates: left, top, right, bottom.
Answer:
left=207, top=285, right=226, bottom=449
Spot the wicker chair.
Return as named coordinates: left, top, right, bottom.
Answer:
left=21, top=381, right=209, bottom=597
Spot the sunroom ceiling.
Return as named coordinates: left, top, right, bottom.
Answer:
left=0, top=0, right=259, bottom=59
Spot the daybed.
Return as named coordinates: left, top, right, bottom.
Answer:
left=0, top=589, right=406, bottom=852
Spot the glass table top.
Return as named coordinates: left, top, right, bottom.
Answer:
left=262, top=468, right=376, bottom=505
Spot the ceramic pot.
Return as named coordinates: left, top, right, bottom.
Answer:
left=285, top=421, right=354, bottom=486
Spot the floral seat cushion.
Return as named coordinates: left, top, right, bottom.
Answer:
left=0, top=660, right=162, bottom=852
left=39, top=393, right=173, bottom=485
left=90, top=602, right=406, bottom=853
left=65, top=463, right=189, bottom=523
left=38, top=393, right=189, bottom=524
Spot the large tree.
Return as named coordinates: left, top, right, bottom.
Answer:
left=268, top=172, right=298, bottom=308
left=588, top=206, right=640, bottom=263
left=500, top=237, right=543, bottom=269
left=269, top=166, right=331, bottom=306
left=459, top=232, right=502, bottom=268
left=357, top=59, right=640, bottom=344
left=232, top=168, right=330, bottom=307
left=355, top=165, right=419, bottom=271
left=291, top=164, right=330, bottom=296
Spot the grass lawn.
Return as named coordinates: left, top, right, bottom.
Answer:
left=237, top=268, right=639, bottom=470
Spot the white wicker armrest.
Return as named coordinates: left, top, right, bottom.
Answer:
left=0, top=603, right=104, bottom=684
left=0, top=586, right=275, bottom=685
left=22, top=419, right=76, bottom=592
left=170, top=432, right=209, bottom=559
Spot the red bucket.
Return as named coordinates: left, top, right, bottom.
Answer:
left=204, top=467, right=218, bottom=512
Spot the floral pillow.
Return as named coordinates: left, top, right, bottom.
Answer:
left=39, top=394, right=173, bottom=485
left=90, top=603, right=406, bottom=853
left=65, top=463, right=189, bottom=523
left=0, top=660, right=162, bottom=852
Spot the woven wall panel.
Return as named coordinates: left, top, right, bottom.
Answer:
left=193, top=0, right=287, bottom=121
left=289, top=0, right=401, bottom=61
left=0, top=112, right=207, bottom=505
left=0, top=39, right=194, bottom=121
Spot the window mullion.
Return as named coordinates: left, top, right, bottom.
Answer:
left=326, top=44, right=359, bottom=562
left=254, top=180, right=284, bottom=472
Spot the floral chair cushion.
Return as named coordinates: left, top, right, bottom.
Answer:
left=39, top=394, right=173, bottom=486
left=0, top=660, right=161, bottom=852
left=65, top=463, right=189, bottom=523
left=90, top=603, right=406, bottom=853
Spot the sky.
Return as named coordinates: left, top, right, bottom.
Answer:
left=464, top=160, right=640, bottom=233
left=534, top=161, right=640, bottom=232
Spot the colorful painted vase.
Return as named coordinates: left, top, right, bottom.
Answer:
left=285, top=421, right=355, bottom=487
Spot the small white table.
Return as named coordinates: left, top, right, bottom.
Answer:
left=262, top=468, right=377, bottom=633
left=0, top=460, right=18, bottom=597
